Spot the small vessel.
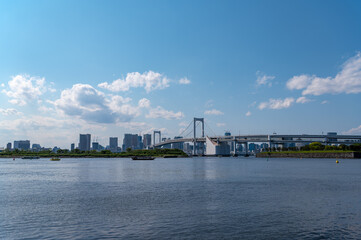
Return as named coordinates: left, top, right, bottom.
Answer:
left=132, top=156, right=155, bottom=160
left=50, top=157, right=61, bottom=161
left=22, top=156, right=40, bottom=159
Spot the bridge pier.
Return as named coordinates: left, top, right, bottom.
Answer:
left=193, top=118, right=205, bottom=155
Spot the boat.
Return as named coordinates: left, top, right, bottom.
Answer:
left=50, top=157, right=61, bottom=161
left=22, top=156, right=40, bottom=159
left=131, top=156, right=155, bottom=160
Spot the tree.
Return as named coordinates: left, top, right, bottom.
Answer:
left=309, top=142, right=324, bottom=151
left=126, top=147, right=132, bottom=152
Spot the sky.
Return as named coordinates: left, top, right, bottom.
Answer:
left=1, top=0, right=361, bottom=149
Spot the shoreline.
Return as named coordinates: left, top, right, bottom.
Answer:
left=256, top=151, right=361, bottom=159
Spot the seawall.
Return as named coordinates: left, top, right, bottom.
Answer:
left=256, top=152, right=361, bottom=159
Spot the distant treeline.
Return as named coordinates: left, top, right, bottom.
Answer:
left=268, top=142, right=361, bottom=152
left=0, top=148, right=188, bottom=158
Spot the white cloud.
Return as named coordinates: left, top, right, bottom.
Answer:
left=2, top=74, right=46, bottom=106
left=53, top=84, right=139, bottom=123
left=216, top=123, right=226, bottom=127
left=343, top=125, right=361, bottom=135
left=296, top=96, right=311, bottom=104
left=98, top=71, right=170, bottom=93
left=179, top=122, right=188, bottom=127
left=286, top=53, right=361, bottom=95
left=245, top=111, right=251, bottom=117
left=0, top=108, right=22, bottom=116
left=204, top=109, right=224, bottom=115
left=205, top=100, right=214, bottom=108
left=1, top=83, right=4, bottom=87
left=146, top=106, right=184, bottom=120
left=256, top=71, right=275, bottom=87
left=138, top=98, right=151, bottom=108
left=321, top=100, right=328, bottom=104
left=258, top=98, right=295, bottom=110
left=179, top=78, right=191, bottom=85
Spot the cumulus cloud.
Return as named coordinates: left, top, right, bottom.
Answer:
left=0, top=108, right=22, bottom=116
left=321, top=100, right=328, bottom=104
left=256, top=71, right=275, bottom=87
left=138, top=98, right=151, bottom=108
left=296, top=96, right=311, bottom=104
left=258, top=98, right=295, bottom=110
left=245, top=111, right=251, bottom=117
left=53, top=84, right=139, bottom=123
left=343, top=125, right=361, bottom=135
left=146, top=106, right=184, bottom=120
left=179, top=78, right=191, bottom=85
left=204, top=109, right=224, bottom=115
left=98, top=71, right=170, bottom=93
left=287, top=53, right=361, bottom=95
left=2, top=74, right=46, bottom=106
left=216, top=123, right=226, bottom=127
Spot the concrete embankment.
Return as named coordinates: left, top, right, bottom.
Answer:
left=256, top=152, right=361, bottom=159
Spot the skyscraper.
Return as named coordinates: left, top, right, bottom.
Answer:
left=109, top=137, right=118, bottom=152
left=71, top=143, right=75, bottom=151
left=143, top=134, right=152, bottom=149
left=122, top=134, right=139, bottom=151
left=79, top=134, right=91, bottom=151
left=6, top=142, right=11, bottom=150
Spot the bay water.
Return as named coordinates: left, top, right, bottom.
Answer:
left=1, top=157, right=360, bottom=239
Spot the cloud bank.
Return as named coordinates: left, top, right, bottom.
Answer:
left=287, top=53, right=361, bottom=95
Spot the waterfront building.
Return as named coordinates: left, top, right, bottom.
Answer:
left=92, top=142, right=99, bottom=151
left=137, top=135, right=143, bottom=149
left=143, top=134, right=152, bottom=148
left=122, top=134, right=139, bottom=151
left=79, top=134, right=91, bottom=151
left=14, top=140, right=30, bottom=151
left=71, top=143, right=75, bottom=151
left=32, top=144, right=41, bottom=152
left=6, top=142, right=11, bottom=150
left=109, top=137, right=118, bottom=152
left=172, top=136, right=184, bottom=150
left=206, top=137, right=230, bottom=156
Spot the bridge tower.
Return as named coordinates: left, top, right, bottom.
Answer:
left=153, top=131, right=161, bottom=145
left=193, top=118, right=204, bottom=155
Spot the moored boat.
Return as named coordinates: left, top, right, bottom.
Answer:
left=50, top=157, right=61, bottom=161
left=131, top=156, right=155, bottom=160
left=22, top=156, right=40, bottom=159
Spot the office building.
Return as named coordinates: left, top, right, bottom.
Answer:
left=143, top=134, right=152, bottom=148
left=109, top=137, right=118, bottom=152
left=92, top=142, right=99, bottom=151
left=14, top=140, right=30, bottom=150
left=122, top=134, right=141, bottom=151
left=79, top=134, right=91, bottom=151
left=6, top=142, right=11, bottom=150
left=71, top=143, right=75, bottom=151
left=32, top=144, right=41, bottom=152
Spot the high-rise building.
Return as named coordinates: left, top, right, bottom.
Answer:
left=137, top=135, right=143, bottom=149
left=173, top=136, right=184, bottom=150
left=14, top=140, right=30, bottom=150
left=143, top=134, right=152, bottom=148
left=109, top=137, right=118, bottom=152
left=71, top=143, right=75, bottom=151
left=122, top=134, right=139, bottom=151
left=79, top=134, right=91, bottom=151
left=92, top=142, right=99, bottom=151
left=6, top=142, right=11, bottom=150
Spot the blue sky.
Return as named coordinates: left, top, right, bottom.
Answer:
left=1, top=0, right=361, bottom=148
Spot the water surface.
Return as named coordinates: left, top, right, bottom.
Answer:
left=1, top=157, right=360, bottom=239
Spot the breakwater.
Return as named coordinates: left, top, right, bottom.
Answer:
left=257, top=151, right=361, bottom=159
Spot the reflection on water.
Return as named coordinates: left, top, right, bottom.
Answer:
left=1, top=157, right=361, bottom=239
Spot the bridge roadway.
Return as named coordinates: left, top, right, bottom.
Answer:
left=152, top=134, right=361, bottom=148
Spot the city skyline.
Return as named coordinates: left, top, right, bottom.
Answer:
left=1, top=0, right=361, bottom=149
